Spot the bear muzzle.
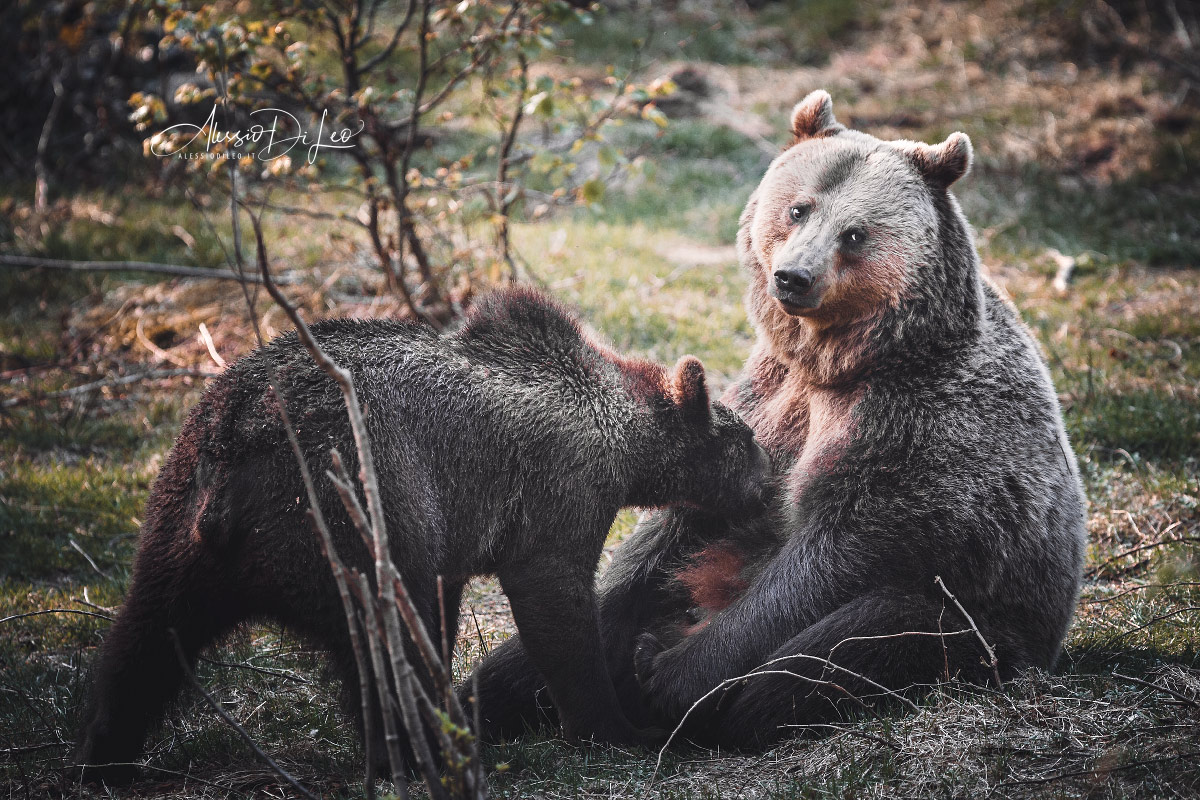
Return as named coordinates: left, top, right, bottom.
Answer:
left=771, top=266, right=825, bottom=314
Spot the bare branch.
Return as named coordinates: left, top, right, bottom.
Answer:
left=196, top=656, right=309, bottom=686
left=1001, top=750, right=1200, bottom=788
left=231, top=176, right=388, bottom=797
left=650, top=635, right=940, bottom=780
left=652, top=668, right=871, bottom=780
left=242, top=174, right=482, bottom=799
left=1086, top=535, right=1200, bottom=578
left=1084, top=581, right=1200, bottom=604
left=2, top=369, right=217, bottom=409
left=348, top=569, right=411, bottom=786
left=34, top=59, right=69, bottom=211
left=0, top=254, right=296, bottom=284
left=494, top=50, right=528, bottom=278
left=416, top=5, right=520, bottom=117
left=934, top=575, right=1003, bottom=687
left=1103, top=606, right=1200, bottom=646
left=1112, top=670, right=1200, bottom=709
left=0, top=608, right=112, bottom=625
left=357, top=0, right=418, bottom=74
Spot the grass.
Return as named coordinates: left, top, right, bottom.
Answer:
left=962, top=157, right=1200, bottom=270
left=559, top=0, right=869, bottom=69
left=599, top=120, right=769, bottom=245
left=3, top=0, right=1200, bottom=797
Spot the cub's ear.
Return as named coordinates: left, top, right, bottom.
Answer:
left=670, top=355, right=710, bottom=423
left=897, top=132, right=973, bottom=190
left=790, top=89, right=842, bottom=142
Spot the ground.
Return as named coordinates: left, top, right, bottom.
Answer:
left=2, top=1, right=1199, bottom=797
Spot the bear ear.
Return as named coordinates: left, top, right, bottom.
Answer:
left=898, top=132, right=973, bottom=190
left=670, top=355, right=710, bottom=423
left=790, top=90, right=842, bottom=142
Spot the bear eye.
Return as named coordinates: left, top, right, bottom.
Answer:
left=788, top=204, right=810, bottom=224
left=840, top=226, right=867, bottom=249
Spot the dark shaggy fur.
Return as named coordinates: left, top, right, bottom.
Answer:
left=75, top=287, right=770, bottom=783
left=463, top=92, right=1087, bottom=748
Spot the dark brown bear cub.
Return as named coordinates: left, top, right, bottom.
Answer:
left=76, top=286, right=769, bottom=784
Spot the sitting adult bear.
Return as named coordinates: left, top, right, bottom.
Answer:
left=464, top=91, right=1087, bottom=748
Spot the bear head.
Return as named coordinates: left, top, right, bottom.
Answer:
left=739, top=90, right=983, bottom=381
left=631, top=355, right=772, bottom=519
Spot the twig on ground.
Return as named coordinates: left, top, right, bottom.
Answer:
left=196, top=656, right=309, bottom=686
left=0, top=254, right=297, bottom=284
left=1104, top=607, right=1200, bottom=646
left=73, top=762, right=250, bottom=794
left=780, top=722, right=899, bottom=751
left=71, top=593, right=116, bottom=614
left=1, top=741, right=70, bottom=755
left=198, top=322, right=227, bottom=369
left=1085, top=582, right=1200, bottom=604
left=935, top=575, right=1003, bottom=687
left=168, top=628, right=320, bottom=800
left=0, top=608, right=113, bottom=625
left=136, top=316, right=190, bottom=367
left=651, top=644, right=927, bottom=782
left=2, top=369, right=217, bottom=409
left=1086, top=533, right=1199, bottom=578
left=1112, top=671, right=1200, bottom=709
left=652, top=668, right=864, bottom=780
left=68, top=538, right=111, bottom=579
left=1047, top=248, right=1076, bottom=292
left=1002, top=750, right=1200, bottom=787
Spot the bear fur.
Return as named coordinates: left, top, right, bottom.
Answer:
left=75, top=286, right=771, bottom=783
left=463, top=91, right=1087, bottom=748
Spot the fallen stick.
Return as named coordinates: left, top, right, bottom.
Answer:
left=1112, top=670, right=1200, bottom=709
left=2, top=368, right=218, bottom=409
left=934, top=575, right=1003, bottom=687
left=0, top=254, right=297, bottom=284
left=168, top=629, right=320, bottom=800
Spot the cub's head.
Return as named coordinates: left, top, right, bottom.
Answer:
left=742, top=90, right=974, bottom=336
left=635, top=355, right=771, bottom=519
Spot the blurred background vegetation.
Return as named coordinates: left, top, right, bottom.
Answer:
left=2, top=0, right=1199, bottom=797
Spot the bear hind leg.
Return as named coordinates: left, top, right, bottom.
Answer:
left=707, top=588, right=994, bottom=749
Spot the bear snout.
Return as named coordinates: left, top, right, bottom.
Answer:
left=774, top=267, right=814, bottom=297
left=770, top=272, right=825, bottom=314
left=731, top=440, right=772, bottom=518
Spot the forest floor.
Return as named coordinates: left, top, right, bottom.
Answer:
left=2, top=1, right=1199, bottom=797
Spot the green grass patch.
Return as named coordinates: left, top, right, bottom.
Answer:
left=963, top=159, right=1200, bottom=269
left=1068, top=388, right=1200, bottom=464
left=594, top=120, right=769, bottom=245
left=0, top=456, right=150, bottom=581
left=0, top=402, right=181, bottom=581
left=560, top=0, right=868, bottom=68
left=513, top=219, right=753, bottom=381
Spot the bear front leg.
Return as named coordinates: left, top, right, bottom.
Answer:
left=463, top=507, right=731, bottom=741
left=75, top=571, right=228, bottom=785
left=497, top=560, right=658, bottom=748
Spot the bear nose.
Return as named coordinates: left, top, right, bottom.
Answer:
left=774, top=268, right=814, bottom=296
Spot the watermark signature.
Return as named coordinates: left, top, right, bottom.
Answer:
left=151, top=105, right=363, bottom=164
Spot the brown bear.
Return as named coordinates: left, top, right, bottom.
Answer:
left=75, top=286, right=771, bottom=783
left=463, top=92, right=1088, bottom=748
